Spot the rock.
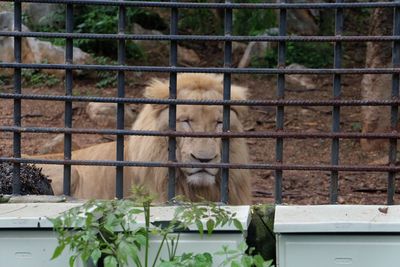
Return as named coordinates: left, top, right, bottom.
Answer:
left=286, top=0, right=320, bottom=35
left=237, top=28, right=278, bottom=68
left=287, top=9, right=319, bottom=36
left=85, top=102, right=138, bottom=129
left=37, top=134, right=80, bottom=155
left=285, top=63, right=317, bottom=90
left=0, top=162, right=54, bottom=195
left=132, top=23, right=201, bottom=66
left=0, top=12, right=92, bottom=78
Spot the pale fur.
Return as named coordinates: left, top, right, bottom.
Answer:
left=35, top=73, right=252, bottom=204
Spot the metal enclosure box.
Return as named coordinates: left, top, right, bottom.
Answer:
left=274, top=205, right=400, bottom=267
left=0, top=203, right=250, bottom=267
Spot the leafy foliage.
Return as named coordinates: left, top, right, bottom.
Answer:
left=257, top=42, right=334, bottom=68
left=22, top=69, right=60, bottom=87
left=51, top=188, right=273, bottom=267
left=233, top=0, right=277, bottom=36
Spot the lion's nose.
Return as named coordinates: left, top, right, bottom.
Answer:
left=190, top=153, right=217, bottom=163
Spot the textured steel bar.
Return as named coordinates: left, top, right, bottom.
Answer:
left=275, top=0, right=286, bottom=204
left=4, top=63, right=400, bottom=75
left=3, top=157, right=400, bottom=173
left=388, top=4, right=400, bottom=205
left=3, top=126, right=400, bottom=139
left=6, top=32, right=400, bottom=43
left=330, top=0, right=343, bottom=204
left=221, top=0, right=232, bottom=204
left=1, top=0, right=399, bottom=9
left=168, top=0, right=178, bottom=201
left=12, top=0, right=22, bottom=195
left=115, top=3, right=126, bottom=199
left=2, top=93, right=400, bottom=106
left=63, top=4, right=73, bottom=196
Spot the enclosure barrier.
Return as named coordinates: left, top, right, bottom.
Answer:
left=1, top=0, right=400, bottom=204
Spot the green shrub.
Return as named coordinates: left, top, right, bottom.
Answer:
left=256, top=42, right=334, bottom=68
left=22, top=69, right=60, bottom=87
left=233, top=0, right=277, bottom=36
left=179, top=0, right=222, bottom=35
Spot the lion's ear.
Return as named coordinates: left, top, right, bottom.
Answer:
left=144, top=78, right=169, bottom=111
left=231, top=84, right=249, bottom=118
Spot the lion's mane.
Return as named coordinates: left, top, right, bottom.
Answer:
left=125, top=73, right=252, bottom=204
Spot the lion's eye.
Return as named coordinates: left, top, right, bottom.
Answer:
left=216, top=120, right=223, bottom=131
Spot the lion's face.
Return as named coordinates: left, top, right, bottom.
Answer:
left=141, top=73, right=248, bottom=188
left=161, top=105, right=240, bottom=187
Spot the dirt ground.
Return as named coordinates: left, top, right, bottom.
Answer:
left=1, top=70, right=396, bottom=205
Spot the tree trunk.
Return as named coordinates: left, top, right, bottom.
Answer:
left=360, top=7, right=393, bottom=151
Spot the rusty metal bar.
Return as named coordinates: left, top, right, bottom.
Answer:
left=3, top=63, right=400, bottom=74
left=2, top=157, right=400, bottom=173
left=5, top=32, right=400, bottom=43
left=3, top=126, right=400, bottom=139
left=1, top=0, right=399, bottom=9
left=2, top=93, right=400, bottom=106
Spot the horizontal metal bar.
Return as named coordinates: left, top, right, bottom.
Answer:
left=1, top=93, right=399, bottom=106
left=2, top=126, right=399, bottom=139
left=2, top=31, right=400, bottom=43
left=1, top=0, right=399, bottom=9
left=1, top=63, right=400, bottom=75
left=1, top=157, right=399, bottom=172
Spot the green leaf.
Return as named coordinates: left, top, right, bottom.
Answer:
left=69, top=255, right=76, bottom=267
left=231, top=261, right=241, bottom=267
left=206, top=219, right=215, bottom=235
left=91, top=249, right=102, bottom=265
left=104, top=255, right=118, bottom=267
left=195, top=219, right=204, bottom=236
left=233, top=219, right=243, bottom=232
left=51, top=243, right=65, bottom=260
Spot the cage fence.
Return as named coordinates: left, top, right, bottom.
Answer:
left=0, top=0, right=400, bottom=205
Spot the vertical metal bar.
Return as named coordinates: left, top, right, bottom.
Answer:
left=168, top=0, right=178, bottom=201
left=12, top=0, right=22, bottom=195
left=221, top=0, right=232, bottom=204
left=275, top=0, right=286, bottom=204
left=388, top=3, right=400, bottom=205
left=116, top=3, right=126, bottom=199
left=330, top=0, right=343, bottom=204
left=63, top=4, right=73, bottom=195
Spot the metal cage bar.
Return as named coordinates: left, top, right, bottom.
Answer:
left=12, top=0, right=22, bottom=195
left=1, top=0, right=400, bottom=9
left=221, top=0, right=233, bottom=204
left=388, top=4, right=400, bottom=205
left=63, top=3, right=73, bottom=196
left=330, top=0, right=343, bottom=204
left=275, top=0, right=286, bottom=204
left=1, top=1, right=399, bottom=204
left=116, top=2, right=126, bottom=199
left=168, top=0, right=178, bottom=201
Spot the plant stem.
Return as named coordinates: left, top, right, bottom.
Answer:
left=144, top=202, right=150, bottom=267
left=151, top=234, right=167, bottom=267
left=172, top=233, right=180, bottom=258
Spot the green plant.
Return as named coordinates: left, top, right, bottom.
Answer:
left=22, top=69, right=60, bottom=87
left=233, top=0, right=277, bottom=36
left=179, top=0, right=222, bottom=35
left=254, top=42, right=334, bottom=68
left=51, top=188, right=272, bottom=267
left=93, top=56, right=117, bottom=88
